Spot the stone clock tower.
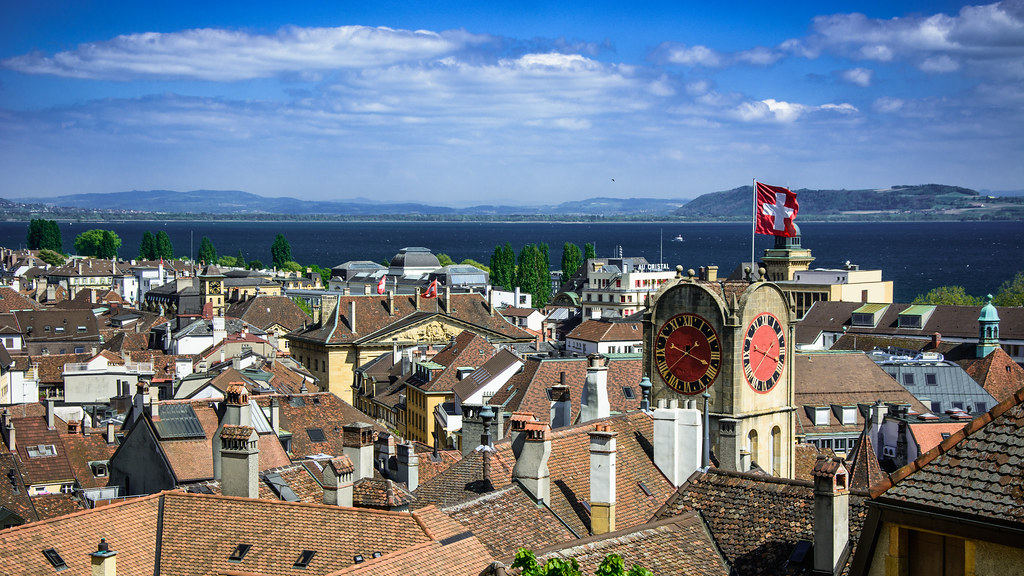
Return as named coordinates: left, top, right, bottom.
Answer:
left=643, top=266, right=796, bottom=478
left=199, top=264, right=226, bottom=317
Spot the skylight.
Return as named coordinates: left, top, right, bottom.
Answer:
left=306, top=428, right=326, bottom=443
left=294, top=550, right=316, bottom=569
left=42, top=548, right=67, bottom=571
left=622, top=386, right=636, bottom=400
left=228, top=543, right=252, bottom=562
left=27, top=444, right=57, bottom=458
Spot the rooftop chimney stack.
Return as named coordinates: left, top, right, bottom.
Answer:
left=510, top=412, right=551, bottom=505
left=46, top=399, right=55, bottom=430
left=323, top=455, right=355, bottom=507
left=348, top=301, right=357, bottom=333
left=580, top=354, right=610, bottom=423
left=342, top=422, right=375, bottom=481
left=374, top=431, right=393, bottom=474
left=219, top=425, right=260, bottom=499
left=589, top=423, right=617, bottom=535
left=106, top=421, right=116, bottom=445
left=549, top=385, right=571, bottom=429
left=3, top=419, right=15, bottom=452
left=460, top=404, right=484, bottom=456
left=269, top=398, right=280, bottom=435
left=654, top=398, right=703, bottom=486
left=396, top=441, right=419, bottom=492
left=90, top=538, right=117, bottom=576
left=812, top=456, right=851, bottom=575
left=717, top=418, right=740, bottom=471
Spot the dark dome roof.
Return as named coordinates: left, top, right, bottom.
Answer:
left=390, top=247, right=440, bottom=269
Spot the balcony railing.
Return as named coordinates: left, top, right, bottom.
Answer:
left=63, top=361, right=154, bottom=374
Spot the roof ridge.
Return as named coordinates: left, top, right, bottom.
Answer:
left=871, top=385, right=1024, bottom=498
left=0, top=492, right=161, bottom=534
left=167, top=489, right=421, bottom=518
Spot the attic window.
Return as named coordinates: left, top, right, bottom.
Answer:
left=814, top=407, right=830, bottom=426
left=294, top=550, right=316, bottom=569
left=42, top=548, right=68, bottom=571
left=637, top=480, right=652, bottom=497
left=941, top=433, right=951, bottom=440
left=228, top=543, right=252, bottom=562
left=925, top=373, right=938, bottom=386
left=311, top=397, right=321, bottom=405
left=903, top=374, right=915, bottom=386
left=27, top=444, right=57, bottom=458
left=77, top=326, right=87, bottom=332
left=54, top=326, right=64, bottom=333
left=622, top=386, right=636, bottom=400
left=306, top=428, right=327, bottom=443
left=89, top=461, right=109, bottom=477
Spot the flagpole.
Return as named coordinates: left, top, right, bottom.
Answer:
left=751, top=178, right=757, bottom=280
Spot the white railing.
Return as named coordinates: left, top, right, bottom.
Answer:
left=63, top=361, right=153, bottom=374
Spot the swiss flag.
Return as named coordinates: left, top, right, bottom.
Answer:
left=423, top=279, right=438, bottom=299
left=377, top=275, right=386, bottom=295
left=755, top=182, right=799, bottom=237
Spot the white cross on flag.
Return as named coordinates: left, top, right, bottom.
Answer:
left=755, top=182, right=800, bottom=237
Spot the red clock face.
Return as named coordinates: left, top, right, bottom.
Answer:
left=743, top=313, right=786, bottom=393
left=655, top=313, right=721, bottom=394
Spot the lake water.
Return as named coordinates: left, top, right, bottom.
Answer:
left=1, top=220, right=1021, bottom=303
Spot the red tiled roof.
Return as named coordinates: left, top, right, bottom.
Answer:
left=59, top=431, right=117, bottom=490
left=10, top=416, right=76, bottom=485
left=0, top=286, right=44, bottom=313
left=957, top=347, right=1024, bottom=403
left=226, top=294, right=311, bottom=332
left=566, top=319, right=643, bottom=343
left=907, top=421, right=967, bottom=455
left=29, top=493, right=84, bottom=520
left=254, top=392, right=383, bottom=459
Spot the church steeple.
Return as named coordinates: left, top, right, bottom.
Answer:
left=977, top=294, right=1000, bottom=358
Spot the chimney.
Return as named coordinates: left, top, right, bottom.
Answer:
left=68, top=420, right=80, bottom=434
left=348, top=301, right=357, bottom=333
left=510, top=413, right=551, bottom=504
left=387, top=290, right=395, bottom=316
left=46, top=399, right=55, bottom=430
left=706, top=265, right=718, bottom=282
left=106, top=421, right=116, bottom=445
left=374, top=431, right=393, bottom=474
left=214, top=383, right=251, bottom=481
left=395, top=442, right=419, bottom=492
left=487, top=289, right=495, bottom=316
left=930, top=332, right=941, bottom=349
left=653, top=398, right=703, bottom=486
left=549, top=385, right=571, bottom=429
left=717, top=418, right=740, bottom=471
left=415, top=287, right=422, bottom=310
left=342, top=422, right=374, bottom=480
left=812, top=456, right=850, bottom=575
left=89, top=538, right=117, bottom=576
left=323, top=455, right=355, bottom=507
left=3, top=420, right=15, bottom=452
left=444, top=286, right=451, bottom=314
left=460, top=404, right=484, bottom=456
left=219, top=425, right=259, bottom=499
left=580, top=354, right=609, bottom=422
left=589, top=423, right=617, bottom=535
left=148, top=385, right=160, bottom=420
left=320, top=294, right=339, bottom=324
left=392, top=339, right=400, bottom=366
left=269, top=398, right=280, bottom=435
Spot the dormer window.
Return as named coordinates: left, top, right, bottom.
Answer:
left=841, top=406, right=857, bottom=426
left=814, top=407, right=830, bottom=426
left=89, top=461, right=109, bottom=477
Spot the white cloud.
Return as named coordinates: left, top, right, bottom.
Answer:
left=655, top=42, right=782, bottom=68
left=732, top=98, right=857, bottom=123
left=841, top=67, right=874, bottom=87
left=660, top=44, right=723, bottom=67
left=920, top=55, right=961, bottom=73
left=0, top=25, right=483, bottom=81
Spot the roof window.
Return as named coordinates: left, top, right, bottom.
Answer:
left=294, top=550, right=316, bottom=569
left=27, top=444, right=57, bottom=458
left=42, top=548, right=67, bottom=571
left=622, top=386, right=636, bottom=400
left=925, top=373, right=938, bottom=386
left=902, top=374, right=915, bottom=386
left=306, top=428, right=326, bottom=443
left=228, top=543, right=252, bottom=562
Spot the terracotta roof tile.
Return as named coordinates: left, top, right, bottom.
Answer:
left=58, top=431, right=117, bottom=490
left=655, top=469, right=869, bottom=576
left=29, top=492, right=85, bottom=520
left=0, top=286, right=44, bottom=313
left=566, top=319, right=643, bottom=343
left=0, top=452, right=37, bottom=525
left=226, top=294, right=311, bottom=332
left=957, top=347, right=1024, bottom=403
left=326, top=532, right=494, bottom=576
left=254, top=392, right=383, bottom=459
left=10, top=416, right=76, bottom=485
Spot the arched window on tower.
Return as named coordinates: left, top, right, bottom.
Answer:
left=771, top=426, right=782, bottom=477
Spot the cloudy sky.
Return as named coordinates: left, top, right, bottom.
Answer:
left=2, top=1, right=1022, bottom=205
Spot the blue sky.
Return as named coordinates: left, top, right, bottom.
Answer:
left=1, top=1, right=1022, bottom=206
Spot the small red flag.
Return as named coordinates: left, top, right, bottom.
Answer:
left=755, top=182, right=799, bottom=237
left=423, top=279, right=438, bottom=298
left=377, top=275, right=386, bottom=295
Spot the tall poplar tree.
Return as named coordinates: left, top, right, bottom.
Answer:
left=26, top=219, right=62, bottom=252
left=139, top=231, right=157, bottom=259
left=561, top=242, right=583, bottom=281
left=271, top=234, right=292, bottom=268
left=197, top=236, right=217, bottom=264
left=584, top=242, right=596, bottom=261
left=490, top=242, right=516, bottom=291
left=155, top=231, right=174, bottom=260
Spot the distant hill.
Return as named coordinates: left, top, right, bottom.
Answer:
left=676, top=184, right=1024, bottom=220
left=16, top=190, right=692, bottom=217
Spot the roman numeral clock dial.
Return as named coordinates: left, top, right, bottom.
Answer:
left=742, top=313, right=787, bottom=393
left=655, top=313, right=721, bottom=394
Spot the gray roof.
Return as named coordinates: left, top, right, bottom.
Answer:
left=874, top=356, right=997, bottom=414
left=152, top=403, right=206, bottom=439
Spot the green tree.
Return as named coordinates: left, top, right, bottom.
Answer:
left=197, top=236, right=217, bottom=264
left=139, top=231, right=158, bottom=260
left=155, top=231, right=174, bottom=260
left=584, top=242, right=596, bottom=261
left=235, top=249, right=245, bottom=268
left=217, top=255, right=238, bottom=267
left=993, top=271, right=1024, bottom=307
left=460, top=258, right=490, bottom=273
left=516, top=244, right=550, bottom=307
left=912, top=286, right=982, bottom=306
left=280, top=260, right=304, bottom=272
left=292, top=297, right=313, bottom=316
left=561, top=242, right=583, bottom=281
left=26, top=219, right=62, bottom=252
left=437, top=253, right=455, bottom=267
left=271, top=234, right=292, bottom=268
left=512, top=548, right=652, bottom=576
left=74, top=229, right=121, bottom=259
left=310, top=264, right=332, bottom=286
left=490, top=242, right=516, bottom=291
left=37, top=249, right=66, bottom=266
left=248, top=259, right=264, bottom=270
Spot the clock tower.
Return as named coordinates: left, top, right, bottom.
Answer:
left=199, top=264, right=226, bottom=317
left=643, top=266, right=796, bottom=478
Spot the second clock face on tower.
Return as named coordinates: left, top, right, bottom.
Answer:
left=655, top=313, right=721, bottom=394
left=208, top=281, right=221, bottom=295
left=743, top=312, right=786, bottom=393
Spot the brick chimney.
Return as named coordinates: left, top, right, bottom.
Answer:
left=589, top=423, right=617, bottom=535
left=580, top=354, right=609, bottom=423
left=323, top=454, right=355, bottom=507
left=342, top=422, right=374, bottom=481
left=510, top=413, right=551, bottom=505
left=395, top=441, right=419, bottom=492
left=653, top=398, right=703, bottom=486
left=812, top=456, right=850, bottom=575
left=549, top=384, right=571, bottom=429
left=219, top=425, right=260, bottom=499
left=89, top=538, right=117, bottom=576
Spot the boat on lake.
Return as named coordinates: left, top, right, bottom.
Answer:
left=672, top=234, right=684, bottom=242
